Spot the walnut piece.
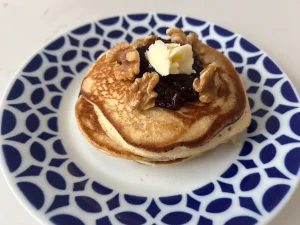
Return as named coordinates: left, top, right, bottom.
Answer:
left=186, top=32, right=202, bottom=56
left=106, top=42, right=140, bottom=81
left=126, top=72, right=159, bottom=111
left=193, top=62, right=220, bottom=103
left=166, top=27, right=188, bottom=44
left=166, top=28, right=202, bottom=55
left=131, top=35, right=158, bottom=48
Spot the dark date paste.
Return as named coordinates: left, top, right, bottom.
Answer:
left=136, top=38, right=203, bottom=110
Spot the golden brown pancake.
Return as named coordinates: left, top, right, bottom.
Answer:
left=80, top=39, right=250, bottom=160
left=75, top=96, right=190, bottom=165
left=76, top=95, right=250, bottom=163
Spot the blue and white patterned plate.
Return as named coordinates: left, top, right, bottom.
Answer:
left=1, top=13, right=300, bottom=225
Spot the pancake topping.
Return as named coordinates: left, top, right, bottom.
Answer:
left=131, top=34, right=158, bottom=48
left=135, top=29, right=205, bottom=110
left=167, top=28, right=202, bottom=56
left=106, top=42, right=140, bottom=81
left=126, top=72, right=159, bottom=111
left=105, top=28, right=225, bottom=111
left=145, top=40, right=194, bottom=75
left=193, top=62, right=221, bottom=103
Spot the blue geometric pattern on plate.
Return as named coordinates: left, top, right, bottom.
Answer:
left=0, top=13, right=300, bottom=225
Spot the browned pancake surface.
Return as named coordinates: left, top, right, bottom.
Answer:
left=75, top=96, right=189, bottom=165
left=81, top=42, right=247, bottom=153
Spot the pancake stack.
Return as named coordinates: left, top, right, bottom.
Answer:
left=76, top=28, right=251, bottom=166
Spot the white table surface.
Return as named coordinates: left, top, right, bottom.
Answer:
left=0, top=0, right=299, bottom=224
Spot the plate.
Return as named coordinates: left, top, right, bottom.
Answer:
left=1, top=13, right=300, bottom=225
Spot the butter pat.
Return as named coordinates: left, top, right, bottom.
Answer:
left=145, top=40, right=194, bottom=76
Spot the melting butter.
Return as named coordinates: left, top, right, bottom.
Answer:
left=145, top=40, right=194, bottom=76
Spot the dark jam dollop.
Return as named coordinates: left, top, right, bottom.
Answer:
left=136, top=39, right=203, bottom=110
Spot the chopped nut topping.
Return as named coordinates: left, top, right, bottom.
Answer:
left=193, top=62, right=220, bottom=103
left=106, top=42, right=140, bottom=81
left=126, top=72, right=159, bottom=111
left=166, top=27, right=188, bottom=45
left=166, top=27, right=202, bottom=55
left=186, top=32, right=202, bottom=56
left=131, top=35, right=158, bottom=48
